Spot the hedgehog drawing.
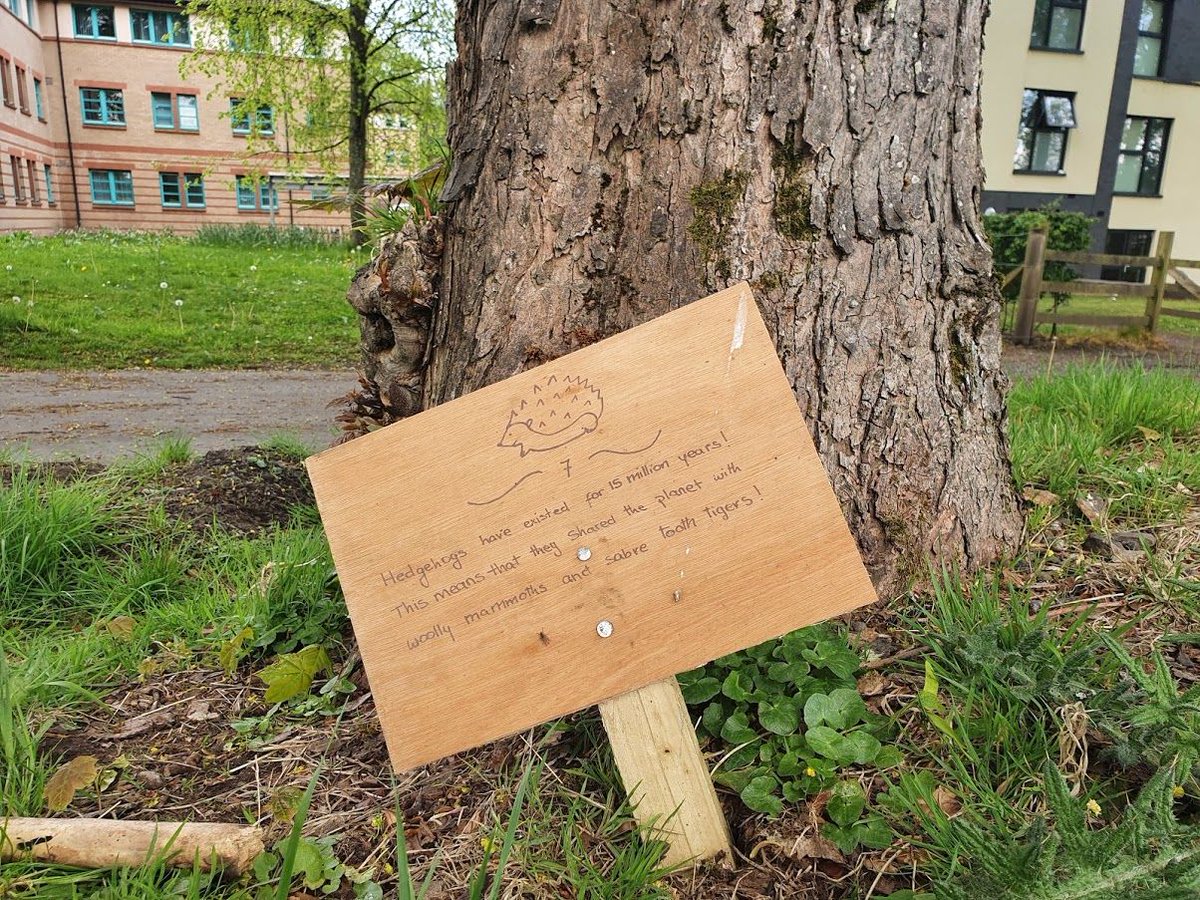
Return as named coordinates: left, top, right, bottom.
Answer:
left=497, top=374, right=604, bottom=457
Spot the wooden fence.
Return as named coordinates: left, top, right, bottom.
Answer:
left=1006, top=226, right=1200, bottom=344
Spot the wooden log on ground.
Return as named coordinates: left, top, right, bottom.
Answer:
left=0, top=819, right=263, bottom=874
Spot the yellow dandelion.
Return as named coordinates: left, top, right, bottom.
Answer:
left=481, top=836, right=495, bottom=853
left=805, top=766, right=817, bottom=778
left=81, top=265, right=87, bottom=271
left=1086, top=799, right=1101, bottom=816
left=1173, top=785, right=1186, bottom=799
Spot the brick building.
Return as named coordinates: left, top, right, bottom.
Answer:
left=0, top=0, right=351, bottom=234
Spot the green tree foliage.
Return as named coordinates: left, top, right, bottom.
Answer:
left=984, top=205, right=1093, bottom=298
left=182, top=0, right=452, bottom=242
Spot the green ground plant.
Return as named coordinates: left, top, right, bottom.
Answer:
left=0, top=229, right=364, bottom=369
left=680, top=624, right=899, bottom=850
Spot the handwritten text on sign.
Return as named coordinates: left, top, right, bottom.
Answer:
left=306, top=284, right=876, bottom=772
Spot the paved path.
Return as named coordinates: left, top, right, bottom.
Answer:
left=0, top=368, right=355, bottom=462
left=2, top=333, right=1197, bottom=462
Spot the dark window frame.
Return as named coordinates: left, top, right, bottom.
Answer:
left=1134, top=0, right=1170, bottom=78
left=1013, top=88, right=1077, bottom=175
left=1030, top=0, right=1087, bottom=52
left=1114, top=115, right=1171, bottom=196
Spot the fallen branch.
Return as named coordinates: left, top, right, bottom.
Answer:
left=0, top=818, right=263, bottom=874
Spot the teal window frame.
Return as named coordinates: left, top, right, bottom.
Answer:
left=130, top=8, right=191, bottom=47
left=89, top=169, right=133, bottom=206
left=80, top=87, right=124, bottom=126
left=8, top=1, right=22, bottom=19
left=184, top=173, right=205, bottom=207
left=151, top=92, right=174, bottom=128
left=159, top=172, right=206, bottom=209
left=230, top=98, right=274, bottom=136
left=235, top=175, right=276, bottom=211
left=72, top=4, right=116, bottom=39
left=43, top=164, right=54, bottom=204
left=177, top=94, right=199, bottom=131
left=33, top=77, right=43, bottom=120
left=159, top=172, right=182, bottom=207
left=235, top=175, right=257, bottom=209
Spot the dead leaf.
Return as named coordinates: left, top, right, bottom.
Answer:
left=785, top=834, right=845, bottom=863
left=105, top=616, right=136, bottom=639
left=1002, top=567, right=1027, bottom=587
left=933, top=785, right=962, bottom=817
left=186, top=699, right=218, bottom=722
left=856, top=672, right=887, bottom=697
left=44, top=755, right=98, bottom=811
left=1136, top=425, right=1162, bottom=441
left=1023, top=488, right=1060, bottom=506
left=1075, top=494, right=1108, bottom=525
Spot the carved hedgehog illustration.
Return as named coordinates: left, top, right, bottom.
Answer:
left=498, top=374, right=604, bottom=457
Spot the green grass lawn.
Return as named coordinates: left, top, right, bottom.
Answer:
left=0, top=229, right=367, bottom=369
left=2, top=366, right=1199, bottom=899
left=1031, top=292, right=1200, bottom=340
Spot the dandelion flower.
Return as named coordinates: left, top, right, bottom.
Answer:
left=4, top=264, right=11, bottom=271
left=250, top=264, right=258, bottom=272
left=11, top=295, right=19, bottom=303
left=1086, top=799, right=1101, bottom=816
left=160, top=281, right=169, bottom=290
left=805, top=766, right=817, bottom=778
left=81, top=265, right=87, bottom=271
left=174, top=299, right=183, bottom=308
left=1174, top=785, right=1186, bottom=799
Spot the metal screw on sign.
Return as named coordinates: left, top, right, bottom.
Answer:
left=596, top=620, right=613, bottom=638
left=577, top=547, right=592, bottom=561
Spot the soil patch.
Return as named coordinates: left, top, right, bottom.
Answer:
left=155, top=448, right=315, bottom=536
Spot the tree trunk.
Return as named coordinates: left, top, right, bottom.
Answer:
left=346, top=0, right=370, bottom=245
left=350, top=0, right=1022, bottom=596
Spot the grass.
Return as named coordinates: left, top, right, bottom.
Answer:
left=0, top=229, right=369, bottom=370
left=1031, top=293, right=1200, bottom=339
left=1, top=364, right=1198, bottom=898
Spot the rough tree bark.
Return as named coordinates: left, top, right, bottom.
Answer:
left=346, top=0, right=1022, bottom=596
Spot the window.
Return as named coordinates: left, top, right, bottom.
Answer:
left=184, top=173, right=205, bottom=207
left=1114, top=116, right=1170, bottom=195
left=1013, top=89, right=1076, bottom=173
left=33, top=77, right=43, bottom=119
left=1100, top=230, right=1153, bottom=282
left=1031, top=0, right=1085, bottom=51
left=89, top=169, right=134, bottom=205
left=10, top=156, right=25, bottom=202
left=235, top=175, right=277, bottom=211
left=230, top=98, right=274, bottom=135
left=178, top=94, right=199, bottom=131
left=7, top=0, right=22, bottom=18
left=131, top=8, right=191, bottom=46
left=15, top=65, right=28, bottom=114
left=311, top=184, right=332, bottom=201
left=43, top=164, right=54, bottom=204
left=159, top=171, right=181, bottom=207
left=73, top=4, right=116, bottom=39
left=0, top=59, right=13, bottom=108
left=158, top=171, right=204, bottom=208
left=151, top=92, right=199, bottom=130
left=1134, top=1, right=1168, bottom=77
left=151, top=92, right=173, bottom=128
left=80, top=87, right=125, bottom=125
left=26, top=159, right=38, bottom=203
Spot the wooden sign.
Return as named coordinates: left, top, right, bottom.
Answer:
left=306, top=284, right=876, bottom=777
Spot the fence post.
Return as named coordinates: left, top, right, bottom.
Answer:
left=1145, top=231, right=1174, bottom=335
left=1013, top=225, right=1047, bottom=345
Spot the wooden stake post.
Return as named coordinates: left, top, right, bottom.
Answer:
left=306, top=284, right=876, bottom=866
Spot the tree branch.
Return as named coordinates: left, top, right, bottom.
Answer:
left=366, top=68, right=425, bottom=102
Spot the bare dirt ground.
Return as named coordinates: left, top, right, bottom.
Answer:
left=2, top=332, right=1197, bottom=463
left=0, top=368, right=356, bottom=461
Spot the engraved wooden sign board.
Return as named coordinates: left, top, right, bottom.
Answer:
left=307, top=283, right=876, bottom=781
